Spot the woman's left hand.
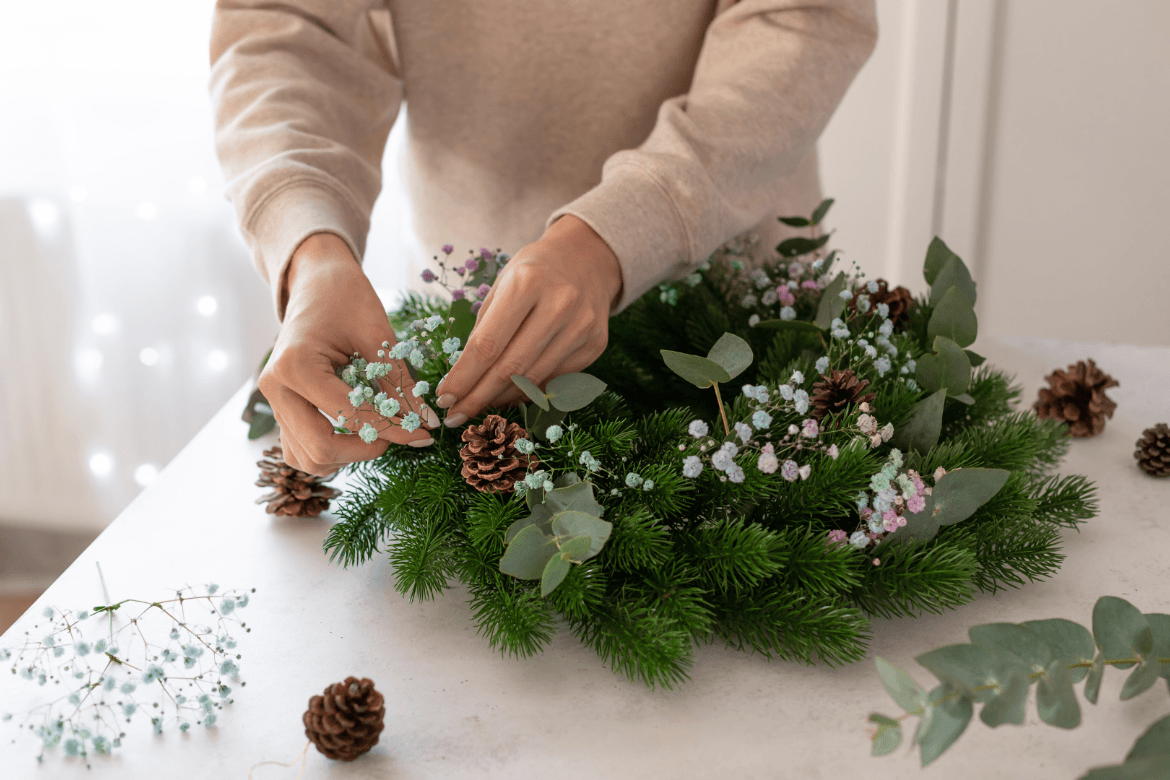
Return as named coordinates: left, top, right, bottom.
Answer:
left=433, top=215, right=622, bottom=426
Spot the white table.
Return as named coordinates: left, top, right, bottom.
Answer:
left=2, top=337, right=1168, bottom=779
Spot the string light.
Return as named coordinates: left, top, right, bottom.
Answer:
left=207, top=350, right=228, bottom=371
left=133, top=464, right=158, bottom=486
left=28, top=199, right=59, bottom=233
left=69, top=185, right=88, bottom=202
left=88, top=452, right=114, bottom=479
left=136, top=202, right=159, bottom=221
left=75, top=349, right=103, bottom=379
left=139, top=347, right=160, bottom=366
left=187, top=175, right=207, bottom=195
left=196, top=295, right=218, bottom=316
left=91, top=313, right=118, bottom=335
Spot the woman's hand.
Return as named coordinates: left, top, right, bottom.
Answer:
left=259, top=233, right=437, bottom=475
left=434, top=215, right=622, bottom=425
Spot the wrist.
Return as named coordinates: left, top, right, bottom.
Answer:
left=545, top=215, right=623, bottom=311
left=283, top=233, right=359, bottom=311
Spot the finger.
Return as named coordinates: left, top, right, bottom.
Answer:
left=434, top=270, right=539, bottom=407
left=443, top=314, right=564, bottom=426
left=369, top=359, right=439, bottom=429
left=276, top=421, right=347, bottom=477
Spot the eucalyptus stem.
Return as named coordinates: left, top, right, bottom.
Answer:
left=711, top=383, right=730, bottom=437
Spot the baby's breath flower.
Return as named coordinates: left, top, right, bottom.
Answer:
left=751, top=410, right=772, bottom=430
left=778, top=384, right=794, bottom=401
left=421, top=268, right=437, bottom=283
left=829, top=318, right=849, bottom=339
left=408, top=349, right=425, bottom=367
left=514, top=438, right=535, bottom=455
left=849, top=531, right=869, bottom=549
left=366, top=361, right=392, bottom=380
left=142, top=664, right=165, bottom=684
left=866, top=280, right=879, bottom=294
left=815, top=356, right=830, bottom=374
left=682, top=456, right=703, bottom=478
left=748, top=314, right=760, bottom=327
left=642, top=479, right=654, bottom=491
left=220, top=659, right=239, bottom=676
left=780, top=460, right=799, bottom=482
left=625, top=473, right=644, bottom=488
left=545, top=424, right=563, bottom=442
left=734, top=422, right=752, bottom=442
left=880, top=423, right=894, bottom=442
left=412, top=381, right=430, bottom=397
left=780, top=305, right=796, bottom=321
left=359, top=423, right=379, bottom=443
left=837, top=289, right=853, bottom=301
left=857, top=295, right=870, bottom=313
left=793, top=389, right=810, bottom=415
left=688, top=420, right=709, bottom=438
left=740, top=294, right=758, bottom=308
left=377, top=397, right=400, bottom=418
left=798, top=464, right=812, bottom=480
left=790, top=370, right=805, bottom=384
left=761, top=289, right=778, bottom=306
left=424, top=315, right=444, bottom=331
left=726, top=464, right=746, bottom=483
left=801, top=418, right=819, bottom=438
left=442, top=337, right=461, bottom=354
left=828, top=444, right=839, bottom=459
left=757, top=445, right=779, bottom=474
left=876, top=302, right=890, bottom=318
left=341, top=365, right=359, bottom=386
left=348, top=387, right=366, bottom=410
left=401, top=412, right=421, bottom=433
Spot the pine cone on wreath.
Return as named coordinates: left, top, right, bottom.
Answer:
left=255, top=446, right=340, bottom=517
left=851, top=279, right=915, bottom=327
left=1134, top=423, right=1170, bottom=477
left=1033, top=359, right=1119, bottom=438
left=810, top=369, right=877, bottom=422
left=459, top=414, right=538, bottom=493
left=303, top=677, right=386, bottom=761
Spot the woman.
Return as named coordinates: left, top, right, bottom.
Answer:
left=210, top=0, right=877, bottom=474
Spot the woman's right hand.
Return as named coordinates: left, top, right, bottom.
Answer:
left=259, top=233, right=437, bottom=475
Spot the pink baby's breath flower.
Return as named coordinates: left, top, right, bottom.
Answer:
left=828, top=444, right=839, bottom=460
left=455, top=267, right=466, bottom=277
left=827, top=530, right=847, bottom=545
left=476, top=283, right=491, bottom=299
left=470, top=300, right=483, bottom=313
left=934, top=467, right=947, bottom=482
left=777, top=285, right=796, bottom=306
left=464, top=257, right=480, bottom=272
left=480, top=247, right=493, bottom=260
left=801, top=418, right=819, bottom=438
left=780, top=459, right=799, bottom=482
left=421, top=268, right=437, bottom=283
left=906, top=494, right=926, bottom=513
left=801, top=280, right=819, bottom=290
left=441, top=244, right=454, bottom=255
left=451, top=288, right=466, bottom=301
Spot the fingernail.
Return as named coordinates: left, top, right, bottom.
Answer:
left=423, top=407, right=440, bottom=428
left=408, top=437, right=434, bottom=448
left=436, top=394, right=457, bottom=409
left=444, top=412, right=468, bottom=428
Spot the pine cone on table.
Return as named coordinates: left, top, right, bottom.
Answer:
left=851, top=279, right=915, bottom=327
left=1033, top=359, right=1119, bottom=438
left=810, top=369, right=877, bottom=422
left=1134, top=423, right=1170, bottom=477
left=459, top=414, right=538, bottom=493
left=255, top=446, right=340, bottom=517
left=303, top=677, right=386, bottom=761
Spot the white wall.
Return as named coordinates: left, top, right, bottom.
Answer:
left=820, top=0, right=1170, bottom=346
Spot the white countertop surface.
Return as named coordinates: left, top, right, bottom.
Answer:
left=2, top=336, right=1168, bottom=779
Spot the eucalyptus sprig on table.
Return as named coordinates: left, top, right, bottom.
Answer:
left=869, top=595, right=1170, bottom=776
left=1, top=584, right=251, bottom=766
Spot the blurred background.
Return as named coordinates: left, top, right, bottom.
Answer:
left=1, top=0, right=1168, bottom=624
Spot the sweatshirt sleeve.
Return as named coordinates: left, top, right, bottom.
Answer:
left=210, top=0, right=403, bottom=319
left=548, top=0, right=878, bottom=311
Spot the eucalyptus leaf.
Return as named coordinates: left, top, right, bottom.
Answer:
left=810, top=198, right=835, bottom=226
left=660, top=350, right=731, bottom=388
left=876, top=657, right=926, bottom=714
left=553, top=473, right=581, bottom=489
left=1036, top=659, right=1081, bottom=728
left=887, top=466, right=1008, bottom=545
left=777, top=215, right=810, bottom=227
left=964, top=349, right=986, bottom=366
left=558, top=535, right=593, bottom=560
left=890, top=389, right=946, bottom=456
left=248, top=412, right=277, bottom=440
left=1094, top=596, right=1153, bottom=668
left=546, top=372, right=607, bottom=412
left=541, top=554, right=571, bottom=597
left=979, top=668, right=1029, bottom=727
left=1120, top=656, right=1162, bottom=700
left=952, top=393, right=976, bottom=405
left=918, top=685, right=973, bottom=767
left=869, top=714, right=901, bottom=756
left=916, top=336, right=972, bottom=397
left=1084, top=653, right=1105, bottom=704
left=511, top=375, right=549, bottom=410
left=929, top=256, right=977, bottom=308
left=1080, top=756, right=1170, bottom=780
left=525, top=484, right=543, bottom=511
left=526, top=405, right=567, bottom=441
left=927, top=286, right=979, bottom=347
left=814, top=272, right=848, bottom=329
left=448, top=297, right=476, bottom=345
left=505, top=504, right=553, bottom=545
left=776, top=233, right=831, bottom=258
left=923, top=236, right=959, bottom=286
left=1144, top=613, right=1170, bottom=679
left=499, top=524, right=559, bottom=580
left=545, top=481, right=605, bottom=519
left=969, top=622, right=1055, bottom=672
left=550, top=511, right=612, bottom=559
left=1020, top=618, right=1096, bottom=683
left=706, top=332, right=753, bottom=380
left=915, top=643, right=1004, bottom=702
left=1127, top=713, right=1170, bottom=761
left=754, top=319, right=823, bottom=333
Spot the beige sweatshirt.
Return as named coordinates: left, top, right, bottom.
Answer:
left=210, top=0, right=877, bottom=319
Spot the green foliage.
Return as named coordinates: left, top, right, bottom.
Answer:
left=869, top=595, right=1170, bottom=770
left=323, top=213, right=1095, bottom=688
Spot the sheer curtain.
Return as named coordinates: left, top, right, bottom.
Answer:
left=0, top=1, right=414, bottom=531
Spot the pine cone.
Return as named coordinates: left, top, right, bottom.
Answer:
left=459, top=414, right=538, bottom=492
left=810, top=369, right=877, bottom=421
left=1134, top=423, right=1170, bottom=477
left=303, top=677, right=385, bottom=761
left=1033, top=359, right=1119, bottom=438
left=851, top=279, right=915, bottom=327
left=255, top=446, right=340, bottom=517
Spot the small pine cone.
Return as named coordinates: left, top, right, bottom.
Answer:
left=810, top=369, right=877, bottom=422
left=1033, top=359, right=1119, bottom=438
left=851, top=279, right=915, bottom=327
left=303, top=677, right=386, bottom=761
left=459, top=414, right=538, bottom=493
left=1134, top=423, right=1170, bottom=477
left=255, top=446, right=340, bottom=517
